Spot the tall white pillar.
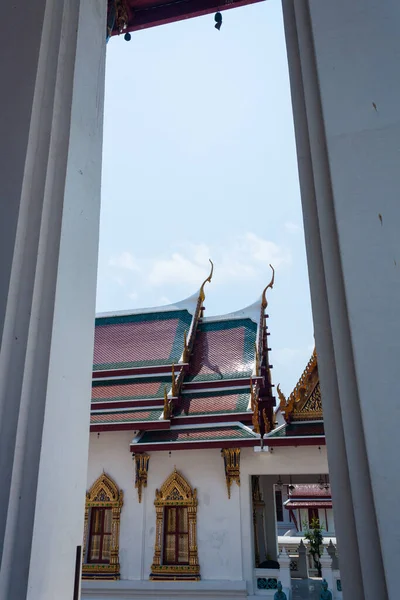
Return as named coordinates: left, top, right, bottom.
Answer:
left=0, top=2, right=106, bottom=599
left=261, top=476, right=278, bottom=562
left=282, top=1, right=400, bottom=598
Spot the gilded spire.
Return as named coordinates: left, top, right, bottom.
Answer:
left=199, top=259, right=214, bottom=303
left=261, top=264, right=275, bottom=309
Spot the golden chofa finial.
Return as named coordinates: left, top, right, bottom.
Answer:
left=261, top=264, right=275, bottom=309
left=199, top=259, right=214, bottom=303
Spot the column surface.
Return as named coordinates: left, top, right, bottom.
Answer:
left=261, top=476, right=278, bottom=562
left=282, top=0, right=400, bottom=598
left=0, top=1, right=106, bottom=599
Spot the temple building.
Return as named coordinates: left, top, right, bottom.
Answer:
left=80, top=266, right=336, bottom=599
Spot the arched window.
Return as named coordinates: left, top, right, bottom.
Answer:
left=82, top=473, right=123, bottom=580
left=150, top=468, right=200, bottom=580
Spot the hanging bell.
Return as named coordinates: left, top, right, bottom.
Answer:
left=214, top=12, right=222, bottom=31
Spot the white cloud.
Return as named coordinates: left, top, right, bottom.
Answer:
left=158, top=296, right=172, bottom=305
left=106, top=233, right=291, bottom=292
left=244, top=232, right=291, bottom=267
left=284, top=221, right=301, bottom=233
left=148, top=252, right=210, bottom=286
left=128, top=291, right=138, bottom=300
left=108, top=251, right=140, bottom=271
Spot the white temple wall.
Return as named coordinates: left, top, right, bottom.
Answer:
left=87, top=434, right=243, bottom=581
left=87, top=434, right=329, bottom=592
left=144, top=448, right=243, bottom=581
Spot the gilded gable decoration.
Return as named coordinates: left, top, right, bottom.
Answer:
left=278, top=349, right=322, bottom=422
left=250, top=380, right=260, bottom=434
left=82, top=473, right=123, bottom=580
left=221, top=448, right=241, bottom=499
left=150, top=468, right=200, bottom=580
left=134, top=453, right=150, bottom=503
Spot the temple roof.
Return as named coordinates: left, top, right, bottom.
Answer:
left=284, top=484, right=332, bottom=510
left=289, top=484, right=331, bottom=499
left=90, top=266, right=276, bottom=447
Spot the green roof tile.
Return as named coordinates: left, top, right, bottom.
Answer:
left=135, top=425, right=255, bottom=445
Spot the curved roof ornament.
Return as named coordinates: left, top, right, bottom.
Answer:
left=261, top=264, right=275, bottom=309
left=199, top=259, right=214, bottom=303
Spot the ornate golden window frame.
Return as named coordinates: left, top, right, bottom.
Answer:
left=82, top=473, right=124, bottom=580
left=150, top=468, right=200, bottom=580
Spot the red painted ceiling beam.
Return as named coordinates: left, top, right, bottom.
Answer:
left=113, top=0, right=265, bottom=34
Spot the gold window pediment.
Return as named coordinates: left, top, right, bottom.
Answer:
left=150, top=468, right=200, bottom=580
left=82, top=473, right=123, bottom=580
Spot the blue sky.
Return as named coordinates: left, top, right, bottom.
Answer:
left=98, top=0, right=314, bottom=393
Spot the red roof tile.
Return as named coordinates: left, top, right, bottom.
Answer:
left=289, top=484, right=331, bottom=498
left=91, top=409, right=162, bottom=424
left=93, top=310, right=192, bottom=371
left=285, top=501, right=332, bottom=509
left=91, top=379, right=166, bottom=402
left=175, top=391, right=249, bottom=417
left=188, top=319, right=257, bottom=382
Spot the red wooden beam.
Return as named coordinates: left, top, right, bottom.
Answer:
left=113, top=0, right=265, bottom=34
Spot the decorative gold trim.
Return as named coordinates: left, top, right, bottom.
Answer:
left=182, top=330, right=190, bottom=362
left=163, top=386, right=172, bottom=420
left=254, top=343, right=260, bottom=376
left=262, top=408, right=272, bottom=434
left=150, top=468, right=200, bottom=580
left=115, top=0, right=129, bottom=33
left=261, top=264, right=275, bottom=309
left=250, top=380, right=260, bottom=434
left=83, top=473, right=123, bottom=580
left=221, top=448, right=241, bottom=499
left=171, top=363, right=178, bottom=396
left=134, top=453, right=150, bottom=503
left=199, top=259, right=214, bottom=303
left=278, top=348, right=322, bottom=422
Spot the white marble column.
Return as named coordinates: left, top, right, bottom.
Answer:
left=0, top=1, right=106, bottom=599
left=261, top=476, right=278, bottom=562
left=282, top=0, right=400, bottom=598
